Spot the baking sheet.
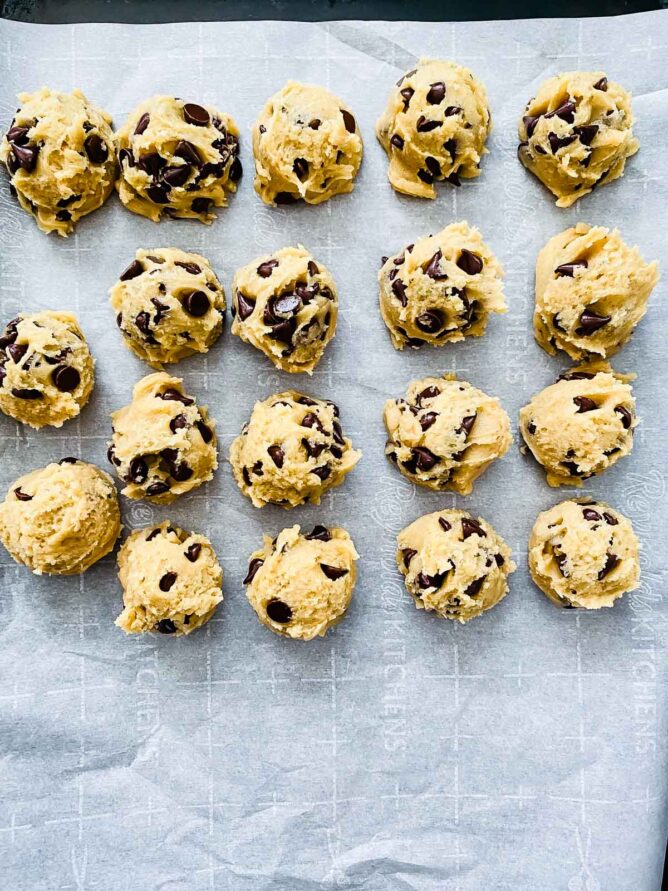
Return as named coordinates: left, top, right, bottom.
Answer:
left=0, top=11, right=667, bottom=890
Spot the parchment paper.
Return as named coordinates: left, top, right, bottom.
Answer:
left=0, top=12, right=666, bottom=890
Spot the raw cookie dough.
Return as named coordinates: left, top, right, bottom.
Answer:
left=115, top=95, right=241, bottom=223
left=108, top=372, right=217, bottom=504
left=244, top=524, right=358, bottom=640
left=518, top=71, right=639, bottom=207
left=520, top=361, right=637, bottom=487
left=0, top=87, right=116, bottom=236
left=230, top=390, right=361, bottom=508
left=534, top=223, right=659, bottom=360
left=0, top=459, right=120, bottom=575
left=528, top=498, right=640, bottom=609
left=376, top=58, right=491, bottom=199
left=384, top=375, right=511, bottom=495
left=231, top=245, right=337, bottom=373
left=397, top=509, right=515, bottom=623
left=0, top=311, right=95, bottom=429
left=252, top=81, right=363, bottom=206
left=110, top=248, right=226, bottom=368
left=116, top=521, right=223, bottom=636
left=379, top=221, right=506, bottom=350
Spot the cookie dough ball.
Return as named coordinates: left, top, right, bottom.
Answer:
left=397, top=509, right=515, bottom=623
left=115, top=95, right=241, bottom=223
left=379, top=222, right=506, bottom=350
left=376, top=58, right=491, bottom=199
left=0, top=311, right=95, bottom=429
left=231, top=246, right=337, bottom=373
left=110, top=248, right=226, bottom=368
left=252, top=81, right=363, bottom=206
left=0, top=459, right=120, bottom=575
left=534, top=223, right=659, bottom=360
left=520, top=362, right=636, bottom=487
left=518, top=72, right=639, bottom=207
left=384, top=375, right=511, bottom=495
left=0, top=88, right=116, bottom=236
left=528, top=499, right=640, bottom=609
left=116, top=521, right=223, bottom=636
left=244, top=524, right=358, bottom=640
left=108, top=372, right=217, bottom=504
left=230, top=390, right=361, bottom=508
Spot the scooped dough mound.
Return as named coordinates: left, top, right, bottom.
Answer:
left=230, top=390, right=361, bottom=508
left=231, top=245, right=337, bottom=373
left=376, top=58, right=491, bottom=198
left=244, top=524, right=358, bottom=640
left=115, top=95, right=241, bottom=223
left=0, top=311, right=95, bottom=429
left=518, top=71, right=639, bottom=207
left=528, top=498, right=640, bottom=609
left=0, top=459, right=120, bottom=575
left=384, top=375, right=511, bottom=495
left=534, top=223, right=659, bottom=360
left=252, top=81, right=363, bottom=206
left=0, top=87, right=116, bottom=236
left=108, top=372, right=217, bottom=504
left=397, top=509, right=515, bottom=623
left=520, top=361, right=636, bottom=487
left=110, top=247, right=226, bottom=368
left=116, top=521, right=223, bottom=636
left=379, top=221, right=506, bottom=350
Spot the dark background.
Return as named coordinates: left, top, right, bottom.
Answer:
left=1, top=0, right=665, bottom=23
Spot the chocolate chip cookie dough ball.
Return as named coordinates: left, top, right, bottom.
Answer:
left=376, top=59, right=491, bottom=199
left=384, top=375, right=511, bottom=495
left=108, top=372, right=217, bottom=504
left=397, top=509, right=515, bottom=623
left=230, top=391, right=361, bottom=508
left=231, top=246, right=337, bottom=373
left=379, top=222, right=506, bottom=350
left=0, top=459, right=120, bottom=575
left=528, top=499, right=640, bottom=609
left=518, top=72, right=639, bottom=207
left=534, top=223, right=659, bottom=360
left=252, top=82, right=363, bottom=206
left=244, top=524, right=358, bottom=640
left=520, top=362, right=637, bottom=487
left=115, top=95, right=241, bottom=223
left=116, top=521, right=223, bottom=636
left=0, top=311, right=95, bottom=429
left=0, top=88, right=116, bottom=236
left=110, top=248, right=226, bottom=368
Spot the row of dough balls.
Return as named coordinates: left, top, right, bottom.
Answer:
left=0, top=459, right=641, bottom=637
left=0, top=65, right=640, bottom=236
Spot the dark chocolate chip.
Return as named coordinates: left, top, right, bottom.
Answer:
left=593, top=77, right=608, bottom=92
left=417, top=169, right=433, bottom=185
left=615, top=405, right=633, bottom=429
left=416, top=116, right=440, bottom=133
left=305, top=525, right=331, bottom=542
left=417, top=386, right=440, bottom=405
left=174, top=140, right=201, bottom=165
left=120, top=259, right=143, bottom=281
left=267, top=445, right=284, bottom=468
left=52, top=365, right=80, bottom=392
left=169, top=413, right=188, bottom=433
left=390, top=134, right=404, bottom=150
left=457, top=414, right=477, bottom=436
left=13, top=487, right=32, bottom=501
left=416, top=569, right=448, bottom=590
left=603, top=512, right=618, bottom=526
left=183, top=103, right=210, bottom=126
left=548, top=133, right=576, bottom=154
left=160, top=388, right=194, bottom=406
left=312, top=465, right=331, bottom=481
left=161, top=164, right=191, bottom=188
left=527, top=421, right=537, bottom=435
left=411, top=446, right=439, bottom=472
left=320, top=563, right=349, bottom=581
left=146, top=481, right=170, bottom=497
left=402, top=548, right=417, bottom=569
left=464, top=577, right=485, bottom=598
left=134, top=113, right=150, bottom=135
left=6, top=126, right=30, bottom=145
left=456, top=249, right=483, bottom=275
left=494, top=553, right=505, bottom=567
left=308, top=119, right=321, bottom=130
left=59, top=457, right=78, bottom=464
left=275, top=191, right=298, bottom=205
left=84, top=134, right=109, bottom=164
left=191, top=197, right=213, bottom=214
left=461, top=517, right=486, bottom=539
left=426, top=82, right=446, bottom=105
left=185, top=543, right=202, bottom=562
left=562, top=461, right=581, bottom=476
left=420, top=411, right=438, bottom=431
left=11, top=388, right=42, bottom=399
left=400, top=87, right=414, bottom=111
left=11, top=143, right=39, bottom=172
left=135, top=311, right=152, bottom=336
left=391, top=278, right=407, bottom=307
left=415, top=310, right=444, bottom=333
left=266, top=599, right=292, bottom=623
left=598, top=553, right=619, bottom=581
left=438, top=517, right=452, bottom=533
left=425, top=156, right=441, bottom=177
left=293, top=157, right=309, bottom=180
left=236, top=292, right=256, bottom=320
left=575, top=124, right=598, bottom=146
left=307, top=260, right=319, bottom=277
left=555, top=260, right=588, bottom=277
left=159, top=571, right=177, bottom=592
left=7, top=343, right=27, bottom=364
left=257, top=259, right=279, bottom=278
left=545, top=100, right=576, bottom=123
left=573, top=396, right=597, bottom=413
left=243, top=558, right=264, bottom=585
left=196, top=420, right=213, bottom=443
left=129, top=457, right=148, bottom=484
left=576, top=309, right=611, bottom=336
left=523, top=115, right=540, bottom=138
left=583, top=508, right=602, bottom=522
left=183, top=290, right=210, bottom=317
left=341, top=110, right=356, bottom=133
left=155, top=619, right=177, bottom=634
left=443, top=138, right=457, bottom=163
left=229, top=157, right=242, bottom=182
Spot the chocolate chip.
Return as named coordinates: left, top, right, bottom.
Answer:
left=107, top=445, right=119, bottom=466
left=548, top=133, right=576, bottom=154
left=174, top=140, right=201, bottom=165
left=546, top=100, right=576, bottom=123
left=59, top=457, right=78, bottom=464
left=257, top=260, right=279, bottom=278
left=13, top=487, right=32, bottom=501
left=312, top=465, right=331, bottom=481
left=120, top=259, right=143, bottom=281
left=307, top=261, right=319, bottom=277
left=6, top=126, right=29, bottom=145
left=84, top=134, right=108, bottom=164
left=267, top=445, right=284, bottom=468
left=332, top=420, right=344, bottom=446
left=183, top=103, right=210, bottom=126
left=603, top=512, right=618, bottom=526
left=456, top=249, right=483, bottom=275
left=415, top=310, right=444, bottom=333
left=417, top=386, right=440, bottom=405
left=461, top=517, right=486, bottom=539
left=129, top=457, right=148, bottom=484
left=183, top=290, right=210, bottom=317
left=52, top=365, right=80, bottom=392
left=11, top=388, right=42, bottom=399
left=494, top=553, right=505, bottom=567
left=170, top=413, right=188, bottom=433
left=160, top=388, right=194, bottom=406
left=426, top=82, right=446, bottom=105
left=7, top=343, right=27, bottom=364
left=464, top=577, right=485, bottom=598
left=191, top=197, right=212, bottom=214
left=390, top=134, right=404, bottom=150
left=411, top=446, right=439, bottom=472
left=416, top=570, right=448, bottom=590
left=583, top=508, right=602, bottom=522
left=615, top=405, right=633, bottom=429
left=416, top=117, right=440, bottom=133
left=155, top=619, right=177, bottom=634
left=55, top=209, right=72, bottom=222
left=341, top=110, right=356, bottom=133
left=146, top=481, right=170, bottom=497
left=266, top=599, right=292, bottom=622
left=293, top=157, right=309, bottom=180
left=272, top=294, right=302, bottom=316
left=400, top=87, right=414, bottom=111
left=555, top=260, right=588, bottom=277
left=11, top=143, right=38, bottom=172
left=573, top=396, right=597, bottom=413
left=57, top=194, right=80, bottom=208
left=424, top=156, right=441, bottom=178
left=161, top=164, right=191, bottom=188
left=320, top=563, right=349, bottom=581
left=417, top=169, right=433, bottom=185
left=598, top=553, right=619, bottom=581
left=196, top=420, right=213, bottom=443
left=576, top=309, right=611, bottom=336
left=391, top=278, right=407, bottom=307
left=523, top=115, right=540, bottom=138
left=559, top=370, right=595, bottom=382
left=134, top=113, right=150, bottom=135
left=159, top=571, right=177, bottom=592
left=400, top=548, right=416, bottom=570
left=146, top=528, right=161, bottom=542
left=527, top=421, right=537, bottom=435
left=438, top=517, right=452, bottom=533
left=575, top=125, right=598, bottom=146
left=174, top=261, right=201, bottom=277
left=443, top=138, right=457, bottom=163
left=593, top=77, right=608, bottom=91
left=420, top=411, right=438, bottom=431
left=275, top=192, right=297, bottom=205
left=118, top=148, right=134, bottom=168
left=135, top=311, right=152, bottom=336
left=244, top=558, right=264, bottom=585
left=457, top=414, right=476, bottom=436
left=185, top=543, right=201, bottom=562
left=308, top=118, right=321, bottom=130
left=229, top=157, right=242, bottom=182
left=236, top=292, right=256, bottom=320
left=562, top=461, right=581, bottom=476
left=554, top=552, right=568, bottom=576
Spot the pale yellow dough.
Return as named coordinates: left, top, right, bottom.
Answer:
left=252, top=81, right=363, bottom=206
left=376, top=58, right=491, bottom=198
left=230, top=390, right=361, bottom=508
left=0, top=459, right=120, bottom=575
left=231, top=245, right=337, bottom=373
left=384, top=375, right=511, bottom=495
left=528, top=498, right=640, bottom=609
left=379, top=221, right=506, bottom=350
left=518, top=71, right=638, bottom=207
left=520, top=361, right=636, bottom=487
left=108, top=372, right=217, bottom=504
left=115, top=95, right=241, bottom=223
left=0, top=87, right=116, bottom=235
left=397, top=509, right=515, bottom=623
left=534, top=223, right=659, bottom=360
left=0, top=311, right=95, bottom=428
left=116, top=521, right=223, bottom=636
left=244, top=524, right=358, bottom=640
left=110, top=248, right=226, bottom=368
